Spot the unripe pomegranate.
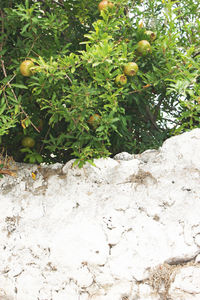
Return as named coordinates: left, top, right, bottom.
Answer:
left=145, top=30, right=157, bottom=41
left=124, top=62, right=139, bottom=76
left=137, top=40, right=151, bottom=55
left=115, top=74, right=127, bottom=86
left=20, top=60, right=34, bottom=77
left=21, top=136, right=35, bottom=148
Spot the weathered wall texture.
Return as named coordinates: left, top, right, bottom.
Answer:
left=0, top=128, right=200, bottom=300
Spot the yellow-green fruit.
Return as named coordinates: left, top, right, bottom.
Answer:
left=98, top=0, right=114, bottom=11
left=20, top=60, right=34, bottom=77
left=124, top=62, right=139, bottom=76
left=21, top=136, right=35, bottom=148
left=115, top=74, right=127, bottom=86
left=145, top=30, right=157, bottom=41
left=137, top=40, right=151, bottom=55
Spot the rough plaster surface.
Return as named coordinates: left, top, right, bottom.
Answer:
left=0, top=128, right=200, bottom=300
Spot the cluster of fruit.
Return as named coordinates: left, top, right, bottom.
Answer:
left=115, top=38, right=154, bottom=86
left=18, top=0, right=157, bottom=143
left=115, top=62, right=138, bottom=86
left=98, top=0, right=156, bottom=87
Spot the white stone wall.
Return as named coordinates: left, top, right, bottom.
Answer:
left=0, top=128, right=200, bottom=300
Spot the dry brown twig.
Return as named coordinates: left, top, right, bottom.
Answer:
left=0, top=150, right=17, bottom=177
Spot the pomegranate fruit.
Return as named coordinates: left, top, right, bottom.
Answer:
left=137, top=40, right=151, bottom=55
left=88, top=114, right=101, bottom=128
left=98, top=0, right=114, bottom=11
left=145, top=30, right=157, bottom=41
left=115, top=74, right=127, bottom=86
left=124, top=62, right=139, bottom=76
left=20, top=60, right=34, bottom=77
left=21, top=136, right=35, bottom=148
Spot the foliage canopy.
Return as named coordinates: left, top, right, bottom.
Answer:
left=0, top=0, right=199, bottom=166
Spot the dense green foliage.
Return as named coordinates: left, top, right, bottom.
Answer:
left=0, top=0, right=199, bottom=166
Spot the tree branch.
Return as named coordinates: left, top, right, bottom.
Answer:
left=145, top=105, right=161, bottom=131
left=192, top=51, right=200, bottom=58
left=153, top=94, right=164, bottom=122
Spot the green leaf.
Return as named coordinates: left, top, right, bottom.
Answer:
left=21, top=23, right=30, bottom=34
left=11, top=84, right=28, bottom=89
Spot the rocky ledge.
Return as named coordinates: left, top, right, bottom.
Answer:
left=0, top=128, right=200, bottom=300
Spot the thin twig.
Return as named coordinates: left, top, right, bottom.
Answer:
left=0, top=169, right=16, bottom=176
left=0, top=74, right=16, bottom=91
left=65, top=74, right=72, bottom=84
left=128, top=84, right=152, bottom=95
left=162, top=117, right=181, bottom=125
left=26, top=35, right=40, bottom=58
left=3, top=90, right=12, bottom=109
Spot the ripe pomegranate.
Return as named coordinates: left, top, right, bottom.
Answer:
left=98, top=0, right=114, bottom=11
left=145, top=30, right=157, bottom=41
left=137, top=40, right=151, bottom=55
left=115, top=74, right=127, bottom=86
left=88, top=114, right=101, bottom=128
left=21, top=136, right=35, bottom=148
left=124, top=62, right=139, bottom=76
left=20, top=60, right=34, bottom=77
